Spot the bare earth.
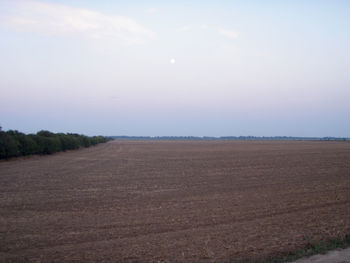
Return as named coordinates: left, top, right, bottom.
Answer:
left=0, top=140, right=350, bottom=262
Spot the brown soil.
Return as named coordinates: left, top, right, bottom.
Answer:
left=1, top=140, right=350, bottom=262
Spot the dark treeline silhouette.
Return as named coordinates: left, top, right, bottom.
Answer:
left=0, top=128, right=110, bottom=159
left=112, top=135, right=349, bottom=141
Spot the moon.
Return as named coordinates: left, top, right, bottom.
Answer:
left=170, top=58, right=175, bottom=64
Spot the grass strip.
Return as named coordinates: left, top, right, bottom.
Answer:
left=236, top=234, right=350, bottom=263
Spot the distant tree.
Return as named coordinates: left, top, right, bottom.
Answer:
left=37, top=130, right=55, bottom=137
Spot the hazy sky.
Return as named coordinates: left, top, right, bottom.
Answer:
left=0, top=0, right=349, bottom=136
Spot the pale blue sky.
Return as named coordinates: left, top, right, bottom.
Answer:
left=0, top=0, right=349, bottom=136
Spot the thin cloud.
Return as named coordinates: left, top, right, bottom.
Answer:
left=1, top=1, right=155, bottom=45
left=176, top=25, right=194, bottom=32
left=145, top=8, right=158, bottom=14
left=217, top=27, right=239, bottom=40
left=177, top=24, right=239, bottom=40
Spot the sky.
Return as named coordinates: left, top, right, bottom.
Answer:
left=0, top=0, right=349, bottom=137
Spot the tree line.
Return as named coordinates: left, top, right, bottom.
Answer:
left=111, top=135, right=349, bottom=141
left=0, top=128, right=110, bottom=159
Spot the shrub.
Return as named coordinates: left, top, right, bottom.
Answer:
left=0, top=129, right=110, bottom=159
left=0, top=131, right=20, bottom=158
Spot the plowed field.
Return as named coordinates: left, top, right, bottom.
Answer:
left=1, top=140, right=350, bottom=262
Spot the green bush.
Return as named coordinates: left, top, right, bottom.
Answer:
left=57, top=134, right=79, bottom=151
left=32, top=135, right=61, bottom=155
left=0, top=131, right=20, bottom=158
left=6, top=130, right=38, bottom=155
left=0, top=129, right=110, bottom=159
